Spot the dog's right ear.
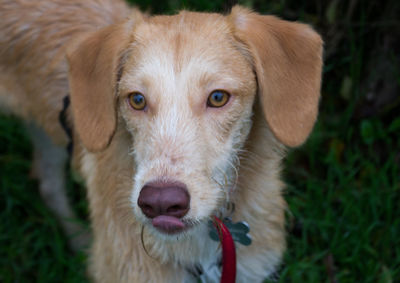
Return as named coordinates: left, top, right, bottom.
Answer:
left=67, top=17, right=138, bottom=152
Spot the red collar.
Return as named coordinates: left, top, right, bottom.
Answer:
left=212, top=216, right=236, bottom=283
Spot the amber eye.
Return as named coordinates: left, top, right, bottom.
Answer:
left=128, top=92, right=146, bottom=110
left=207, top=90, right=230, bottom=108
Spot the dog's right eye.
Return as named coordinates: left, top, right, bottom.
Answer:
left=128, top=92, right=146, bottom=110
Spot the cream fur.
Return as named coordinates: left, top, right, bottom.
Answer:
left=0, top=1, right=323, bottom=282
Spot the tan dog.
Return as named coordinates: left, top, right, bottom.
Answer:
left=0, top=0, right=323, bottom=282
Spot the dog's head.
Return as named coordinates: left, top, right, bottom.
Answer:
left=68, top=7, right=322, bottom=236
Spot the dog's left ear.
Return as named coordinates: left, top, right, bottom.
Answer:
left=229, top=6, right=323, bottom=147
left=67, top=17, right=138, bottom=152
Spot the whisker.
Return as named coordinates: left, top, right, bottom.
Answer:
left=141, top=225, right=156, bottom=260
left=226, top=157, right=239, bottom=192
left=212, top=167, right=229, bottom=202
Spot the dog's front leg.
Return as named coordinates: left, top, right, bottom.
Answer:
left=27, top=123, right=89, bottom=251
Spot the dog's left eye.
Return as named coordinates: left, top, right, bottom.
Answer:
left=207, top=90, right=230, bottom=108
left=128, top=92, right=146, bottom=110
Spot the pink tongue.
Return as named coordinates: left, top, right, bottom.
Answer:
left=152, top=215, right=185, bottom=234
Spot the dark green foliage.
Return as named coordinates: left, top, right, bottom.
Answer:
left=1, top=0, right=399, bottom=282
left=0, top=117, right=87, bottom=282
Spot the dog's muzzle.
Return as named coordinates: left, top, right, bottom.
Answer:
left=137, top=181, right=190, bottom=234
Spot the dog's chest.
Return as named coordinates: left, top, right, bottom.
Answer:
left=185, top=265, right=221, bottom=283
left=184, top=256, right=222, bottom=283
left=173, top=224, right=222, bottom=283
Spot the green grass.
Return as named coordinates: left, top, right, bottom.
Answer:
left=0, top=117, right=87, bottom=282
left=1, top=0, right=399, bottom=282
left=277, top=117, right=400, bottom=282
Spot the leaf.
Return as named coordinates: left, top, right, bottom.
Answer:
left=340, top=76, right=353, bottom=100
left=381, top=265, right=393, bottom=283
left=360, top=120, right=375, bottom=145
left=388, top=117, right=400, bottom=133
left=326, top=0, right=339, bottom=25
left=329, top=138, right=345, bottom=163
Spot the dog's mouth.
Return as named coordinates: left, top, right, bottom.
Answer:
left=151, top=215, right=188, bottom=234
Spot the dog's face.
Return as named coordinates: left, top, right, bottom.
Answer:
left=118, top=14, right=256, bottom=233
left=68, top=7, right=322, bottom=237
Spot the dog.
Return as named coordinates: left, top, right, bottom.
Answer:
left=0, top=0, right=323, bottom=282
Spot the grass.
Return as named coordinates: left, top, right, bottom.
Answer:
left=277, top=117, right=400, bottom=282
left=1, top=0, right=399, bottom=282
left=0, top=117, right=87, bottom=282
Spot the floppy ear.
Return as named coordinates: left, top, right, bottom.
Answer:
left=229, top=6, right=323, bottom=147
left=67, top=19, right=135, bottom=152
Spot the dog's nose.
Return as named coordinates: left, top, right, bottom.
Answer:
left=137, top=182, right=190, bottom=219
